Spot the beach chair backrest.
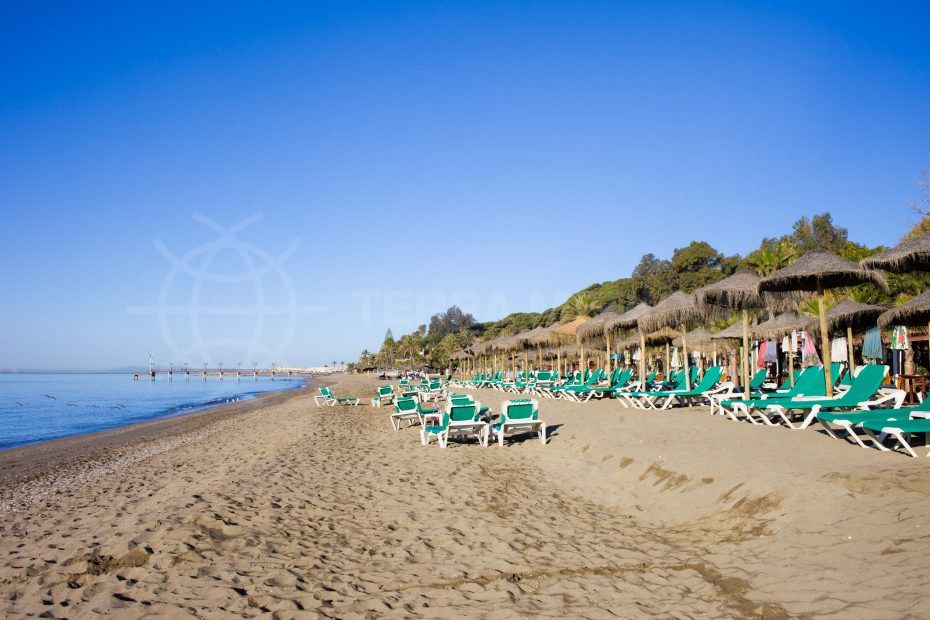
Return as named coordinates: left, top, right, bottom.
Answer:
left=394, top=397, right=417, bottom=413
left=838, top=367, right=853, bottom=387
left=692, top=366, right=723, bottom=392
left=749, top=369, right=767, bottom=390
left=836, top=364, right=888, bottom=404
left=614, top=369, right=632, bottom=387
left=502, top=398, right=538, bottom=422
left=448, top=403, right=479, bottom=423
left=689, top=366, right=700, bottom=384
left=671, top=371, right=689, bottom=391
left=319, top=387, right=333, bottom=398
left=789, top=366, right=826, bottom=397
left=378, top=385, right=393, bottom=397
left=428, top=412, right=450, bottom=430
left=450, top=394, right=474, bottom=407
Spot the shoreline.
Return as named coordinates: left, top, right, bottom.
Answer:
left=0, top=380, right=318, bottom=490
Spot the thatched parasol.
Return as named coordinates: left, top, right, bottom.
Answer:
left=805, top=300, right=886, bottom=372
left=861, top=232, right=930, bottom=273
left=750, top=311, right=806, bottom=339
left=878, top=290, right=930, bottom=371
left=758, top=251, right=888, bottom=396
left=879, top=290, right=930, bottom=329
left=518, top=325, right=549, bottom=371
left=577, top=311, right=621, bottom=374
left=553, top=315, right=592, bottom=373
left=639, top=292, right=701, bottom=389
left=695, top=271, right=763, bottom=396
left=673, top=326, right=713, bottom=347
left=605, top=302, right=652, bottom=386
left=711, top=322, right=744, bottom=339
left=527, top=321, right=569, bottom=374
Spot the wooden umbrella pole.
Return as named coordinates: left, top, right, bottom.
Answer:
left=580, top=339, right=585, bottom=379
left=818, top=284, right=834, bottom=398
left=666, top=342, right=671, bottom=379
left=681, top=326, right=691, bottom=390
left=639, top=330, right=646, bottom=387
left=847, top=326, right=855, bottom=374
left=741, top=308, right=751, bottom=399
left=605, top=331, right=612, bottom=376
left=789, top=334, right=796, bottom=387
left=557, top=347, right=562, bottom=377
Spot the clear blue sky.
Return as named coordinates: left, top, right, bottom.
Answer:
left=1, top=1, right=928, bottom=370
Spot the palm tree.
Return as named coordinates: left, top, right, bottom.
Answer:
left=563, top=293, right=599, bottom=319
left=748, top=245, right=794, bottom=276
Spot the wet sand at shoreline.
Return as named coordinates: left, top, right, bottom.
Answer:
left=1, top=374, right=928, bottom=617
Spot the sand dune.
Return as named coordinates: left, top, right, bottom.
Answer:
left=1, top=374, right=928, bottom=617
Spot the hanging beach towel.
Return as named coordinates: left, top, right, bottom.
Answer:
left=862, top=325, right=883, bottom=360
left=671, top=347, right=681, bottom=369
left=802, top=331, right=820, bottom=366
left=891, top=326, right=909, bottom=350
left=831, top=337, right=848, bottom=362
left=764, top=340, right=778, bottom=363
left=756, top=341, right=767, bottom=369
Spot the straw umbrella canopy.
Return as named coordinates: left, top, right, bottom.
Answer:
left=605, top=302, right=652, bottom=385
left=805, top=300, right=886, bottom=372
left=529, top=321, right=568, bottom=374
left=554, top=315, right=592, bottom=374
left=672, top=326, right=713, bottom=347
left=750, top=311, right=806, bottom=339
left=879, top=290, right=930, bottom=329
left=861, top=232, right=930, bottom=273
left=577, top=311, right=621, bottom=374
left=518, top=325, right=549, bottom=371
left=493, top=334, right=524, bottom=377
left=639, top=292, right=701, bottom=389
left=758, top=251, right=888, bottom=397
left=711, top=322, right=744, bottom=340
left=695, top=271, right=764, bottom=397
left=878, top=290, right=930, bottom=371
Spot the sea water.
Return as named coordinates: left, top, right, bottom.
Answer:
left=0, top=373, right=305, bottom=450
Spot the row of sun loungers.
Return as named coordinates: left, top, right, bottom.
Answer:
left=451, top=363, right=928, bottom=457
left=316, top=366, right=929, bottom=457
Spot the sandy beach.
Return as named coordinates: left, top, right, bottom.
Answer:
left=1, top=374, right=929, bottom=618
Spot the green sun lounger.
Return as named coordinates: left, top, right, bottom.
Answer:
left=491, top=398, right=547, bottom=446
left=757, top=364, right=894, bottom=430
left=719, top=364, right=840, bottom=422
left=619, top=367, right=699, bottom=408
left=314, top=386, right=361, bottom=407
left=860, top=412, right=930, bottom=458
left=641, top=366, right=725, bottom=410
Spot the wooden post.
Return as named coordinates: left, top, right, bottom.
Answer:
left=847, top=325, right=856, bottom=374
left=818, top=285, right=834, bottom=398
left=665, top=341, right=671, bottom=379
left=789, top=332, right=796, bottom=387
left=639, top=330, right=646, bottom=387
left=605, top=330, right=611, bottom=377
left=681, top=326, right=691, bottom=390
left=741, top=309, right=751, bottom=398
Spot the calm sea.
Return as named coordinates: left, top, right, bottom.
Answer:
left=0, top=373, right=306, bottom=450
